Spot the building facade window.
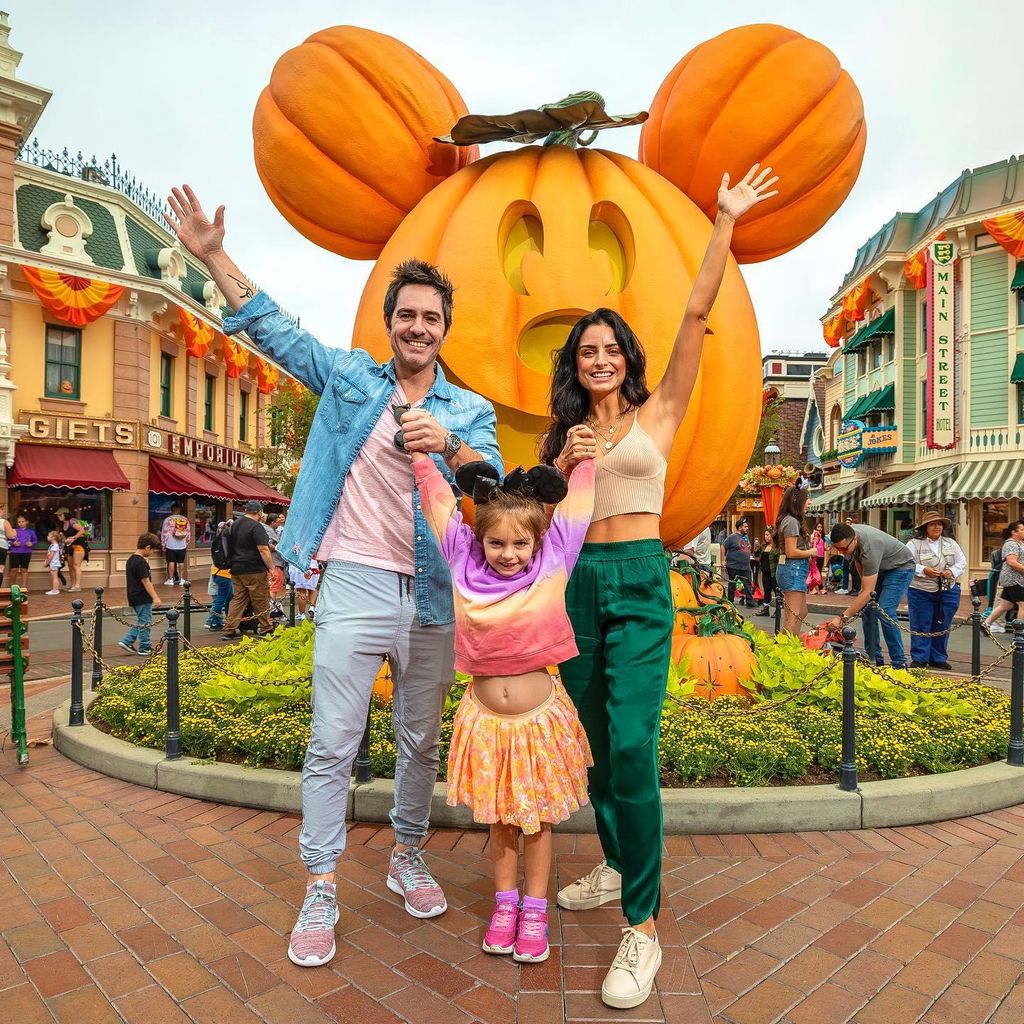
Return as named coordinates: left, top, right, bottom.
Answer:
left=159, top=352, right=173, bottom=418
left=885, top=336, right=896, bottom=363
left=1017, top=383, right=1024, bottom=425
left=44, top=325, right=82, bottom=400
left=921, top=301, right=928, bottom=352
left=870, top=342, right=882, bottom=370
left=1017, top=289, right=1024, bottom=328
left=239, top=388, right=249, bottom=443
left=204, top=373, right=215, bottom=432
left=983, top=501, right=1009, bottom=562
left=270, top=407, right=284, bottom=446
left=12, top=488, right=110, bottom=549
left=921, top=379, right=928, bottom=438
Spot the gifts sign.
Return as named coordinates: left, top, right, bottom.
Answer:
left=926, top=241, right=956, bottom=450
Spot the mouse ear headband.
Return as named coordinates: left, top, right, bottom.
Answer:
left=455, top=461, right=568, bottom=505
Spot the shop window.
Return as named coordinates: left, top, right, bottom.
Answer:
left=44, top=325, right=81, bottom=400
left=148, top=495, right=223, bottom=548
left=12, top=489, right=110, bottom=550
left=1017, top=383, right=1024, bottom=425
left=885, top=337, right=896, bottom=363
left=159, top=352, right=173, bottom=418
left=870, top=342, right=882, bottom=370
left=1017, top=288, right=1024, bottom=328
left=204, top=373, right=215, bottom=432
left=857, top=351, right=866, bottom=377
left=239, top=388, right=249, bottom=443
left=983, top=501, right=1009, bottom=563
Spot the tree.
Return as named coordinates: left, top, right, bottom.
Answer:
left=257, top=383, right=319, bottom=497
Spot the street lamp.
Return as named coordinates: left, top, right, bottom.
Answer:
left=763, top=438, right=781, bottom=466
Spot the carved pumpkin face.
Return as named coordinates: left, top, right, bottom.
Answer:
left=353, top=146, right=762, bottom=546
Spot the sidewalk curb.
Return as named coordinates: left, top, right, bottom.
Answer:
left=52, top=699, right=1024, bottom=833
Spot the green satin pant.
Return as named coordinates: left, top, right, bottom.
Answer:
left=560, top=539, right=673, bottom=925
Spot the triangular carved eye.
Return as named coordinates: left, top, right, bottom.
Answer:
left=589, top=202, right=634, bottom=295
left=500, top=202, right=544, bottom=295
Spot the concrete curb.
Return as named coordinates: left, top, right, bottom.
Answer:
left=52, top=699, right=1024, bottom=833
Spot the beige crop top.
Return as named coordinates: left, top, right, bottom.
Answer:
left=590, top=413, right=668, bottom=522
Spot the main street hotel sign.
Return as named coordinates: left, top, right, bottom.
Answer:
left=927, top=240, right=956, bottom=449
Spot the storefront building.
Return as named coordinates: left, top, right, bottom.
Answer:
left=0, top=24, right=290, bottom=587
left=809, top=153, right=1024, bottom=572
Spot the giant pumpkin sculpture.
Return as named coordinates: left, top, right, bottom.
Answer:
left=252, top=25, right=866, bottom=546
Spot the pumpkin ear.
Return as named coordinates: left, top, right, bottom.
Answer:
left=253, top=25, right=478, bottom=260
left=638, top=24, right=866, bottom=263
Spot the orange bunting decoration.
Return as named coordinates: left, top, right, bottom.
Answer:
left=254, top=357, right=280, bottom=395
left=21, top=265, right=124, bottom=327
left=982, top=212, right=1024, bottom=258
left=822, top=313, right=844, bottom=348
left=221, top=334, right=250, bottom=379
left=841, top=278, right=870, bottom=323
left=177, top=308, right=216, bottom=358
left=905, top=232, right=945, bottom=289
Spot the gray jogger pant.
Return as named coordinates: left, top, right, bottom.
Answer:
left=300, top=560, right=455, bottom=874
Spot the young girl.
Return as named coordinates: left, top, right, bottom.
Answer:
left=8, top=514, right=37, bottom=591
left=45, top=530, right=63, bottom=596
left=411, top=449, right=595, bottom=964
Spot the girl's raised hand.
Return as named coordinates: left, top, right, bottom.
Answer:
left=717, top=164, right=779, bottom=222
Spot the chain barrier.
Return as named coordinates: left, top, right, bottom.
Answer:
left=861, top=649, right=1016, bottom=691
left=871, top=602, right=970, bottom=640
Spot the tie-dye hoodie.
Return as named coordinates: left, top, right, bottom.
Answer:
left=412, top=457, right=595, bottom=676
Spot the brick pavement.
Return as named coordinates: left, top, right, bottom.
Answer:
left=3, top=731, right=1024, bottom=1023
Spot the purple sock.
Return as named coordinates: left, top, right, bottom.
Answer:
left=496, top=888, right=519, bottom=905
left=522, top=895, right=547, bottom=912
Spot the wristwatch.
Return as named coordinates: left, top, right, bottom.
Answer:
left=443, top=432, right=463, bottom=458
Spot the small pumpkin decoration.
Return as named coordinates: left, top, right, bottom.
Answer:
left=672, top=608, right=757, bottom=700
left=669, top=569, right=699, bottom=634
left=373, top=658, right=392, bottom=701
left=252, top=26, right=477, bottom=259
left=639, top=24, right=866, bottom=263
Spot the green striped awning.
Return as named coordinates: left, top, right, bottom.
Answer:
left=845, top=382, right=895, bottom=421
left=844, top=307, right=895, bottom=353
left=845, top=394, right=873, bottom=419
left=861, top=464, right=960, bottom=508
left=807, top=478, right=869, bottom=513
left=949, top=460, right=1024, bottom=500
left=1012, top=262, right=1024, bottom=292
left=1011, top=352, right=1024, bottom=384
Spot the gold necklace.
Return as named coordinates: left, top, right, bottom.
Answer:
left=588, top=408, right=629, bottom=450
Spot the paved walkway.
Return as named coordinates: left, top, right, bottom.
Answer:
left=3, top=716, right=1024, bottom=1023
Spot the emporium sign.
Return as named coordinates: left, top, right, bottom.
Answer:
left=927, top=240, right=956, bottom=449
left=837, top=419, right=899, bottom=469
left=143, top=427, right=256, bottom=472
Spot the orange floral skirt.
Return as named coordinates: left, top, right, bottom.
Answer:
left=446, top=678, right=593, bottom=835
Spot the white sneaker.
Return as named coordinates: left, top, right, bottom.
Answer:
left=601, top=927, right=662, bottom=1009
left=45, top=589, right=60, bottom=596
left=164, top=579, right=176, bottom=585
left=557, top=861, right=622, bottom=911
left=836, top=588, right=849, bottom=595
left=987, top=622, right=1006, bottom=634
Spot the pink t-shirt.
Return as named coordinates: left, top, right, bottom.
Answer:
left=316, top=387, right=420, bottom=574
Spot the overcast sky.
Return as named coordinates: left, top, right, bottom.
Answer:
left=10, top=1, right=1020, bottom=357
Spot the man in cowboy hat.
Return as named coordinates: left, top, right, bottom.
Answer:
left=903, top=510, right=966, bottom=670
left=827, top=521, right=916, bottom=669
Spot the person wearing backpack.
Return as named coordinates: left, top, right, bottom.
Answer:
left=161, top=503, right=191, bottom=585
left=204, top=520, right=233, bottom=630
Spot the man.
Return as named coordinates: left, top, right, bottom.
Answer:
left=221, top=500, right=275, bottom=639
left=682, top=526, right=712, bottom=570
left=723, top=518, right=755, bottom=606
left=165, top=185, right=501, bottom=968
left=160, top=503, right=190, bottom=585
left=826, top=522, right=916, bottom=669
left=265, top=512, right=287, bottom=597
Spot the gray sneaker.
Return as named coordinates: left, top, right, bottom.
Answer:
left=288, top=880, right=340, bottom=967
left=387, top=847, right=447, bottom=918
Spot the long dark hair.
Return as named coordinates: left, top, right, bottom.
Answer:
left=774, top=486, right=810, bottom=545
left=539, top=308, right=651, bottom=465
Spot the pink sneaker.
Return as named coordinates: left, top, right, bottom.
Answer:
left=386, top=847, right=447, bottom=919
left=288, top=880, right=339, bottom=967
left=482, top=900, right=519, bottom=955
left=514, top=908, right=550, bottom=963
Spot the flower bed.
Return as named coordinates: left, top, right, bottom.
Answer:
left=87, top=623, right=1011, bottom=787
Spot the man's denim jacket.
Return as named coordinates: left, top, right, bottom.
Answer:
left=223, top=292, right=503, bottom=625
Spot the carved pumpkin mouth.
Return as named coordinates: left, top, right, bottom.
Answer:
left=517, top=311, right=589, bottom=375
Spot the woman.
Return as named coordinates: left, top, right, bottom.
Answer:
left=0, top=504, right=17, bottom=588
left=905, top=510, right=966, bottom=669
left=541, top=163, right=778, bottom=1009
left=809, top=522, right=826, bottom=594
left=756, top=527, right=779, bottom=615
left=983, top=521, right=1024, bottom=634
left=58, top=508, right=87, bottom=592
left=774, top=486, right=817, bottom=635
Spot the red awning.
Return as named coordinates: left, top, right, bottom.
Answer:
left=149, top=458, right=234, bottom=500
left=233, top=473, right=291, bottom=506
left=10, top=444, right=131, bottom=491
left=198, top=466, right=249, bottom=501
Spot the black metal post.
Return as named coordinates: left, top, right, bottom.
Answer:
left=181, top=580, right=191, bottom=644
left=971, top=595, right=982, bottom=679
left=1009, top=620, right=1024, bottom=768
left=165, top=609, right=181, bottom=760
left=354, top=703, right=373, bottom=783
left=774, top=592, right=783, bottom=635
left=91, top=586, right=104, bottom=691
left=865, top=591, right=879, bottom=665
left=69, top=600, right=85, bottom=726
left=288, top=582, right=296, bottom=627
left=839, top=626, right=859, bottom=792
